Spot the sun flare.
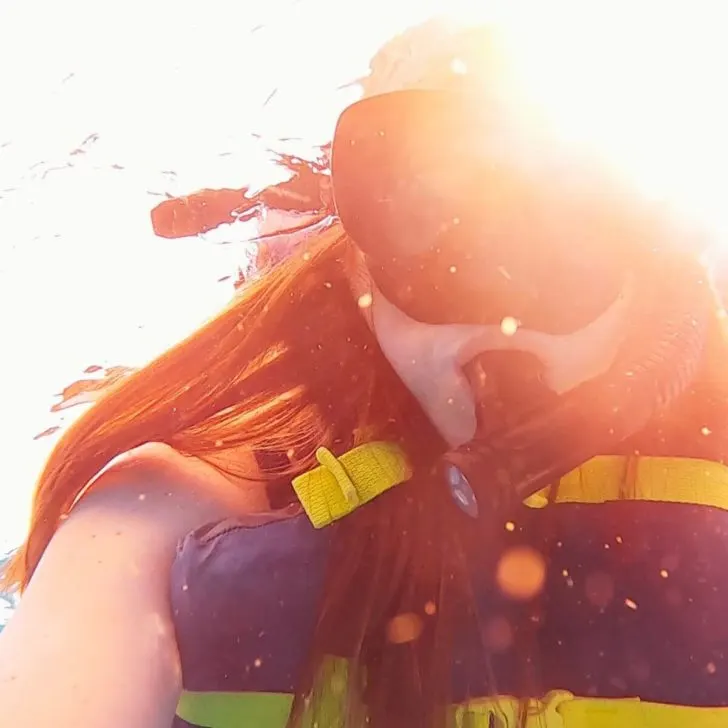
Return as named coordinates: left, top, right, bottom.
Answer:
left=447, top=2, right=728, bottom=237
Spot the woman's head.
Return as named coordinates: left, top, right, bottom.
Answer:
left=3, top=227, right=443, bottom=591
left=333, top=20, right=717, bottom=505
left=4, top=16, right=725, bottom=728
left=3, top=18, right=510, bottom=589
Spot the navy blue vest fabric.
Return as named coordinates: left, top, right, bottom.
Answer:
left=170, top=500, right=728, bottom=726
left=171, top=516, right=334, bottom=696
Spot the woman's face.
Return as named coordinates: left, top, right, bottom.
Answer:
left=367, top=266, right=633, bottom=448
left=354, top=24, right=634, bottom=448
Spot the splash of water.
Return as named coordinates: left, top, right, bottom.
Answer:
left=37, top=144, right=333, bottom=437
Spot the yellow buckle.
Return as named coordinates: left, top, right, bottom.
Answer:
left=455, top=691, right=572, bottom=727
left=292, top=442, right=413, bottom=528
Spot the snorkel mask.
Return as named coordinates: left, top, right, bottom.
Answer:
left=331, top=88, right=712, bottom=515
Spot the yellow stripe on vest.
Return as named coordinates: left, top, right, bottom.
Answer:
left=523, top=455, right=728, bottom=511
left=452, top=691, right=728, bottom=727
left=179, top=688, right=728, bottom=727
left=177, top=691, right=293, bottom=728
left=178, top=658, right=349, bottom=728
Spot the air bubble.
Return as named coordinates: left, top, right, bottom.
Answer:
left=386, top=613, right=424, bottom=644
left=450, top=58, right=468, bottom=75
left=500, top=317, right=519, bottom=336
left=496, top=546, right=546, bottom=600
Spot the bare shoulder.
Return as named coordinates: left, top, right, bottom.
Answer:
left=0, top=443, right=272, bottom=727
left=85, top=441, right=271, bottom=522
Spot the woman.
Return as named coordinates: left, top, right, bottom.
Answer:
left=2, top=18, right=728, bottom=728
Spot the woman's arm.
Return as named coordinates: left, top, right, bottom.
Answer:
left=0, top=446, right=266, bottom=728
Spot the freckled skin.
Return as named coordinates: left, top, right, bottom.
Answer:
left=0, top=444, right=276, bottom=728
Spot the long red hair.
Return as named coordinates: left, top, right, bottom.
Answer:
left=3, top=221, right=468, bottom=727
left=3, top=225, right=432, bottom=589
left=6, top=217, right=728, bottom=728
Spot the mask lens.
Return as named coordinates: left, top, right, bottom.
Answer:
left=332, top=89, right=639, bottom=333
left=332, top=89, right=488, bottom=259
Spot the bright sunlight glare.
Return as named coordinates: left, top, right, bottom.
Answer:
left=1, top=0, right=727, bottom=555
left=493, top=2, right=728, bottom=236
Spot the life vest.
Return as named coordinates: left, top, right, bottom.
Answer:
left=171, top=446, right=728, bottom=727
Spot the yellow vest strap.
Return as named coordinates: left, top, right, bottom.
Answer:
left=292, top=442, right=412, bottom=528
left=293, top=442, right=728, bottom=528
